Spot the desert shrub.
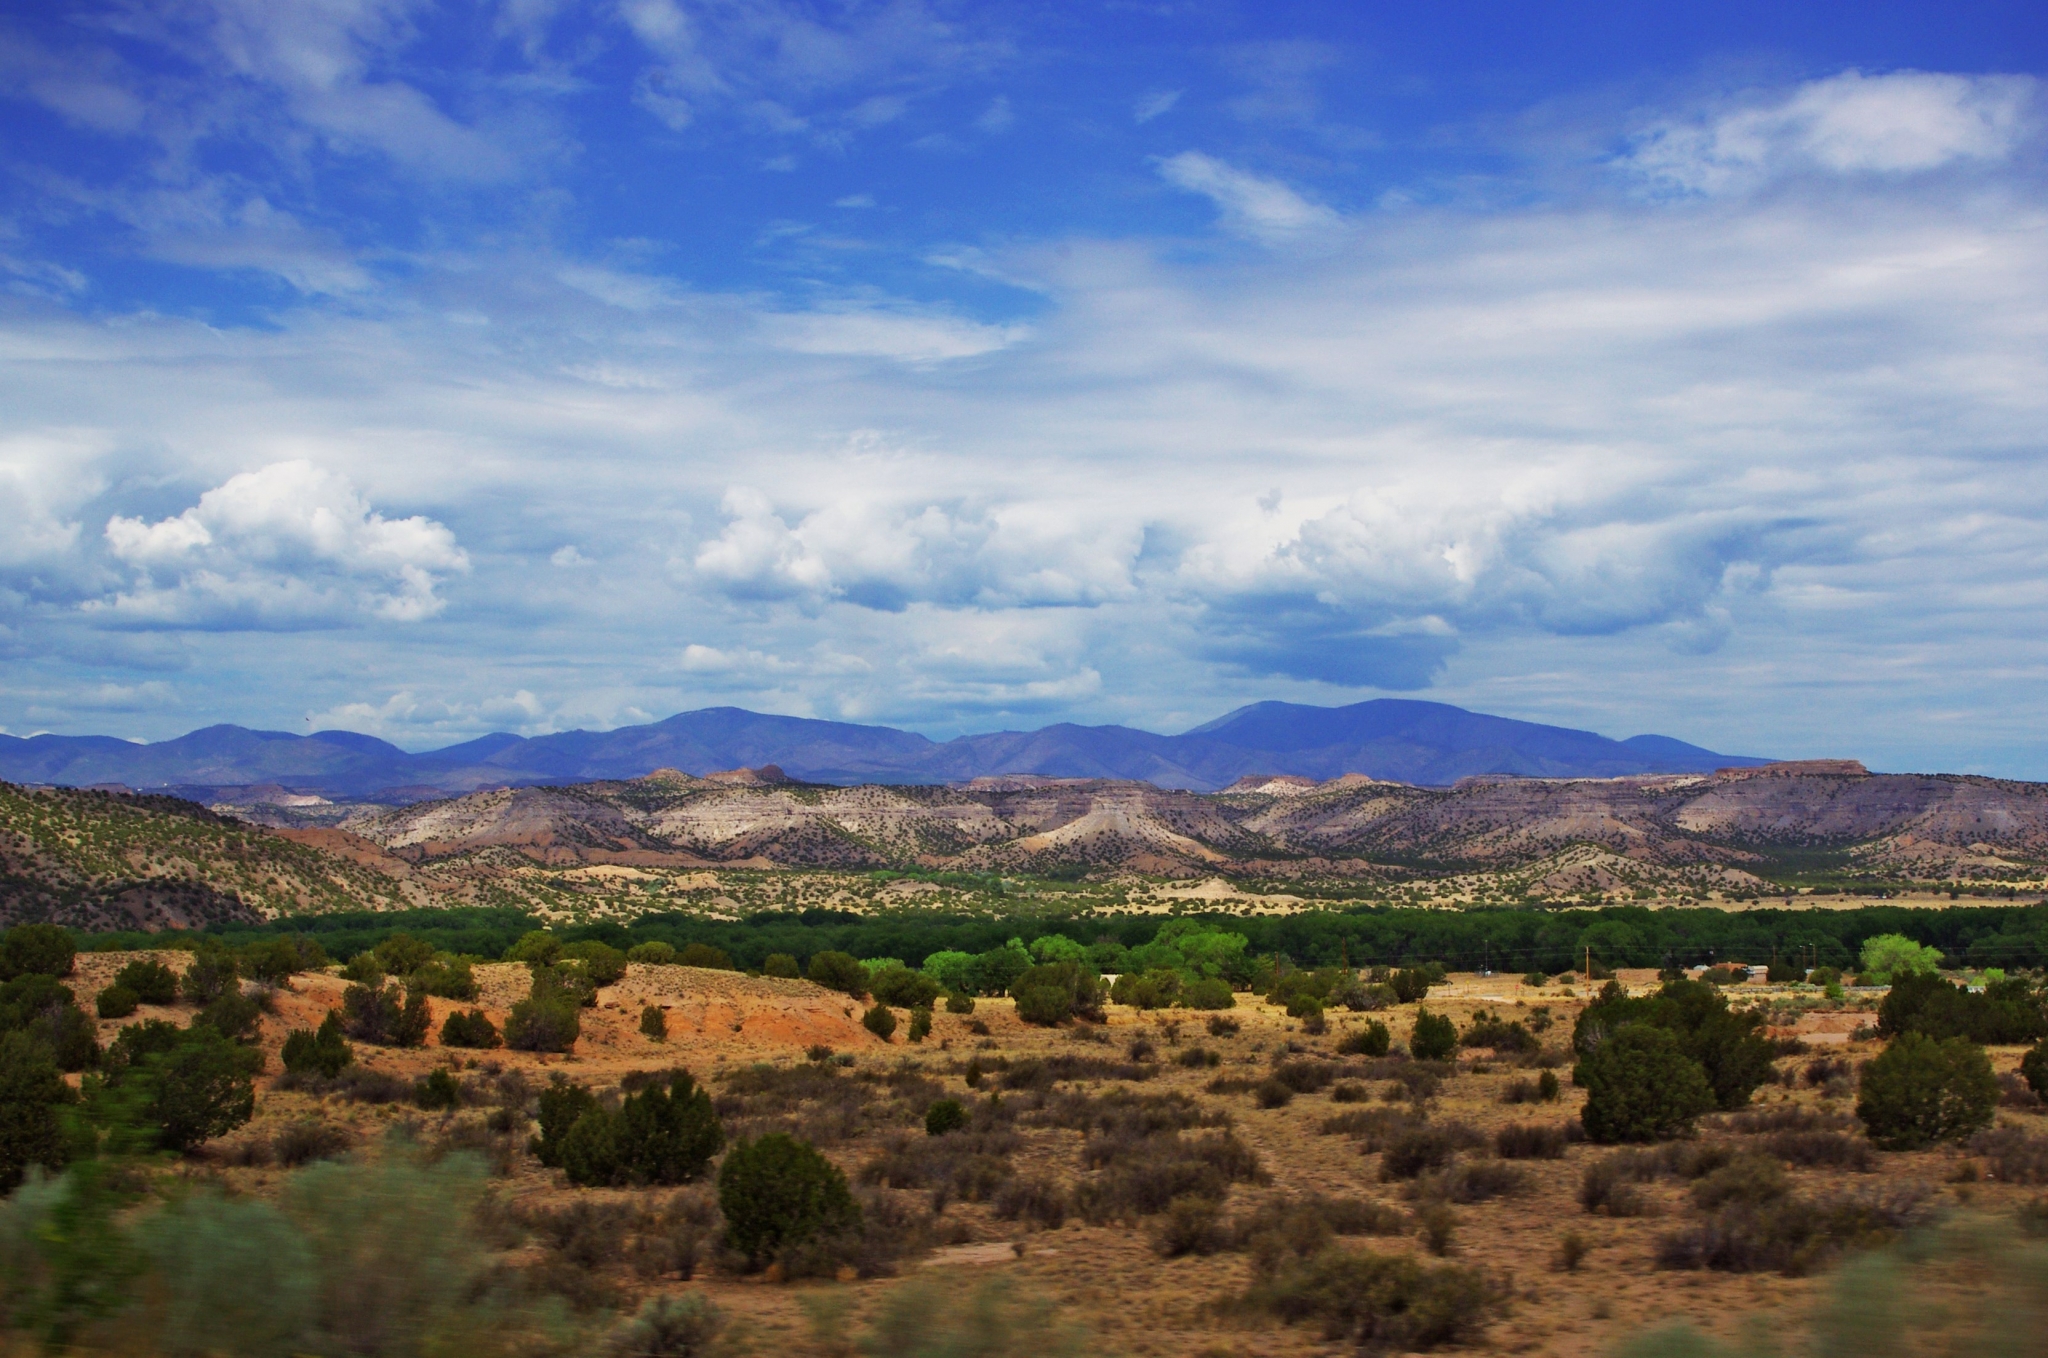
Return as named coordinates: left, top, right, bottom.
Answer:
left=406, top=956, right=479, bottom=1002
left=870, top=965, right=945, bottom=1010
left=1689, top=1155, right=1789, bottom=1210
left=1013, top=962, right=1104, bottom=1026
left=1574, top=979, right=1777, bottom=1111
left=640, top=1004, right=669, bottom=1042
left=504, top=994, right=581, bottom=1053
left=1502, top=1070, right=1562, bottom=1104
left=1339, top=1021, right=1392, bottom=1058
left=1462, top=1014, right=1538, bottom=1054
left=907, top=1006, right=932, bottom=1044
left=1073, top=1127, right=1264, bottom=1223
left=1379, top=1123, right=1487, bottom=1180
left=1274, top=1059, right=1338, bottom=1094
left=110, top=1024, right=262, bottom=1152
left=926, top=1099, right=967, bottom=1136
left=1766, top=1131, right=1877, bottom=1171
left=560, top=941, right=628, bottom=987
left=1556, top=1230, right=1588, bottom=1271
left=1389, top=968, right=1433, bottom=1003
left=195, top=990, right=263, bottom=1043
left=1248, top=1247, right=1500, bottom=1352
left=274, top=1119, right=356, bottom=1167
left=1387, top=1065, right=1443, bottom=1104
left=1579, top=1155, right=1652, bottom=1217
left=626, top=940, right=678, bottom=966
left=561, top=1071, right=724, bottom=1188
left=1856, top=1032, right=1998, bottom=1150
left=530, top=1078, right=601, bottom=1167
left=440, top=1009, right=501, bottom=1049
left=1972, top=1126, right=2048, bottom=1184
left=864, top=1124, right=1018, bottom=1206
left=758, top=951, right=798, bottom=977
left=1656, top=1185, right=1932, bottom=1275
left=502, top=931, right=561, bottom=966
left=1286, top=992, right=1324, bottom=1021
left=181, top=947, right=238, bottom=1006
left=0, top=924, right=74, bottom=981
left=339, top=981, right=430, bottom=1048
left=2022, top=1039, right=2048, bottom=1099
left=863, top=1003, right=898, bottom=1041
left=1410, top=1010, right=1457, bottom=1061
left=94, top=984, right=138, bottom=1020
left=1207, top=1014, right=1241, bottom=1037
left=807, top=951, right=869, bottom=997
left=998, top=1053, right=1153, bottom=1089
left=944, top=991, right=976, bottom=1015
left=1321, top=1106, right=1426, bottom=1147
left=1183, top=977, right=1235, bottom=1010
left=340, top=953, right=385, bottom=986
left=415, top=1067, right=461, bottom=1111
left=0, top=974, right=99, bottom=1071
left=1153, top=1193, right=1226, bottom=1256
left=1255, top=1079, right=1294, bottom=1109
left=1496, top=1122, right=1571, bottom=1159
left=1331, top=1081, right=1369, bottom=1103
left=1878, top=971, right=2047, bottom=1045
left=281, top=1013, right=355, bottom=1078
left=1110, top=968, right=1182, bottom=1010
left=1579, top=1024, right=1717, bottom=1143
left=1226, top=1194, right=1410, bottom=1271
left=718, top=1133, right=861, bottom=1268
left=0, top=1030, right=74, bottom=1190
left=665, top=942, right=726, bottom=971
left=114, top=957, right=180, bottom=1005
left=991, top=1174, right=1070, bottom=1230
left=1416, top=1159, right=1530, bottom=1204
left=605, top=1292, right=724, bottom=1357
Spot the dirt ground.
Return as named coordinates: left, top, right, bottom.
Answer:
left=63, top=956, right=2048, bottom=1358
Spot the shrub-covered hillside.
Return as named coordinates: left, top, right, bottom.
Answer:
left=0, top=784, right=412, bottom=930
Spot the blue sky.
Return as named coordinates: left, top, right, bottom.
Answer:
left=1, top=1, right=2045, bottom=775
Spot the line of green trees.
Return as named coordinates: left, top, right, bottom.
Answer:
left=51, top=899, right=2048, bottom=976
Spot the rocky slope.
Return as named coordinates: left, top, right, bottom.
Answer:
left=311, top=760, right=2048, bottom=881
left=9, top=760, right=2045, bottom=927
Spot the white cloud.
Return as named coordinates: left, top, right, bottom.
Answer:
left=760, top=308, right=1025, bottom=362
left=95, top=461, right=468, bottom=627
left=1134, top=89, right=1181, bottom=123
left=1623, top=70, right=2036, bottom=194
left=1157, top=151, right=1342, bottom=243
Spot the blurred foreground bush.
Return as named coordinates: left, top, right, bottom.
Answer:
left=1611, top=1214, right=2048, bottom=1358
left=0, top=1151, right=579, bottom=1356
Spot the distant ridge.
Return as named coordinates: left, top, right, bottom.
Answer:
left=0, top=699, right=1773, bottom=798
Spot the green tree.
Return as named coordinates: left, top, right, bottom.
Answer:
left=906, top=1005, right=932, bottom=1043
left=530, top=1078, right=599, bottom=1168
left=0, top=924, right=76, bottom=980
left=1578, top=1024, right=1716, bottom=1143
left=1859, top=934, right=1944, bottom=985
left=717, top=1134, right=860, bottom=1269
left=2023, top=1038, right=2048, bottom=1099
left=281, top=1013, right=355, bottom=1078
left=504, top=931, right=563, bottom=966
left=925, top=1099, right=967, bottom=1136
left=863, top=1003, right=898, bottom=1041
left=0, top=1030, right=75, bottom=1190
left=807, top=951, right=870, bottom=997
left=113, top=958, right=178, bottom=1005
left=640, top=1004, right=669, bottom=1041
left=627, top=940, right=678, bottom=965
left=1410, top=1009, right=1457, bottom=1061
left=180, top=947, right=238, bottom=1006
left=134, top=1027, right=262, bottom=1152
left=762, top=952, right=800, bottom=978
left=1856, top=1032, right=1998, bottom=1150
left=438, top=1009, right=499, bottom=1050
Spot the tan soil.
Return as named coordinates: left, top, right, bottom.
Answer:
left=70, top=963, right=2046, bottom=1358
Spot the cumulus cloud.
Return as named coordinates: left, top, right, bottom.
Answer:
left=94, top=461, right=468, bottom=627
left=693, top=488, right=1140, bottom=611
left=1622, top=70, right=2037, bottom=193
left=1157, top=151, right=1342, bottom=242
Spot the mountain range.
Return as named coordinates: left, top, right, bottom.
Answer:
left=0, top=699, right=1772, bottom=799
